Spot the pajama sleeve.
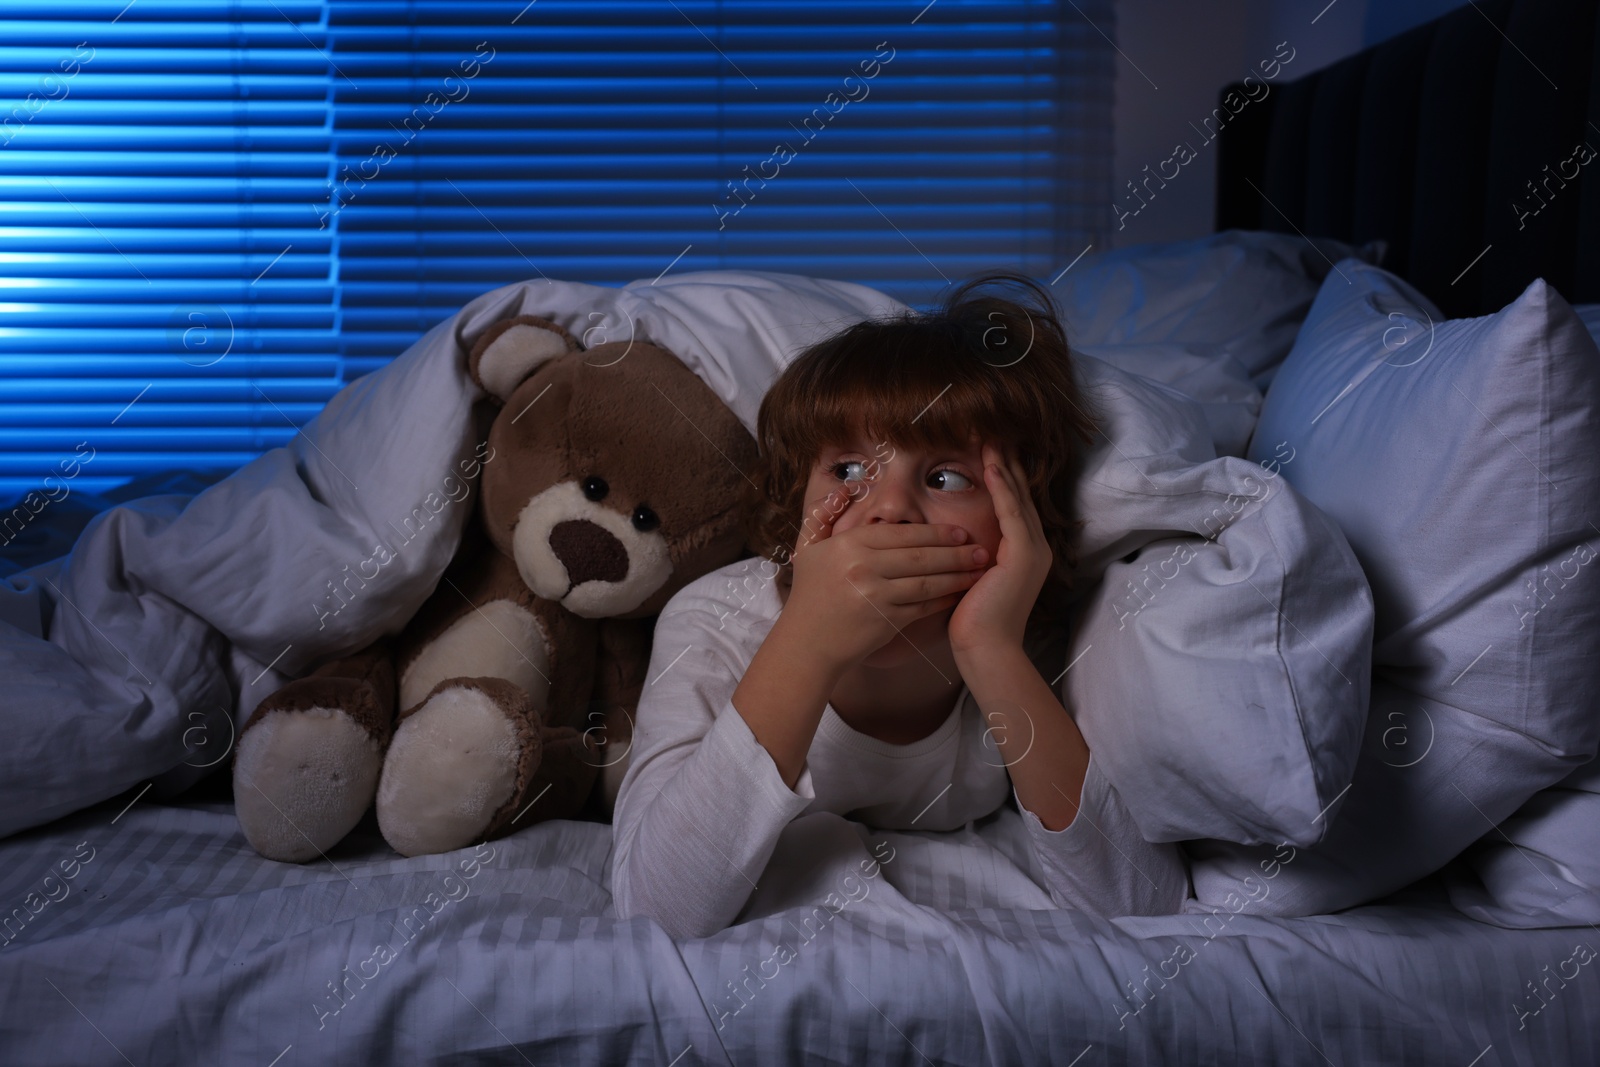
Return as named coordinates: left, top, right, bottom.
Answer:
left=1013, top=755, right=1192, bottom=918
left=609, top=605, right=814, bottom=941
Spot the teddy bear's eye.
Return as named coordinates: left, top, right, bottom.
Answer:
left=581, top=475, right=608, bottom=501
left=632, top=505, right=660, bottom=532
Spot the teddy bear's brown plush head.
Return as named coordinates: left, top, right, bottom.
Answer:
left=468, top=316, right=757, bottom=620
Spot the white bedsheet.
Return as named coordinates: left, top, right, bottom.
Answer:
left=0, top=788, right=1593, bottom=1066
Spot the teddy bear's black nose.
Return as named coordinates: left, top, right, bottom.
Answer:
left=549, top=519, right=630, bottom=585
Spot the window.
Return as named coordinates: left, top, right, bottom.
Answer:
left=0, top=0, right=1114, bottom=495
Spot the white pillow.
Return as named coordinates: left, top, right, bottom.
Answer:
left=1052, top=230, right=1385, bottom=390
left=1075, top=341, right=1261, bottom=458
left=1060, top=353, right=1373, bottom=846
left=1187, top=263, right=1600, bottom=918
left=1440, top=301, right=1600, bottom=928
left=1444, top=759, right=1600, bottom=928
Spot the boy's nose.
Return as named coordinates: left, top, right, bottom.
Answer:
left=859, top=476, right=924, bottom=525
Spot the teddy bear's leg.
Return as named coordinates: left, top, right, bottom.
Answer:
left=232, top=644, right=395, bottom=862
left=375, top=674, right=538, bottom=857
left=374, top=588, right=576, bottom=857
left=379, top=673, right=602, bottom=853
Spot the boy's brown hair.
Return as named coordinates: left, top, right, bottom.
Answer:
left=740, top=271, right=1104, bottom=628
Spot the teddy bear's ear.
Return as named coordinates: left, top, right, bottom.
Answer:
left=468, top=315, right=582, bottom=402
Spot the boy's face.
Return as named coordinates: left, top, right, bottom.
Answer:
left=796, top=427, right=1005, bottom=668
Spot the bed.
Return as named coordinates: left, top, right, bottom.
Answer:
left=3, top=2, right=1599, bottom=1064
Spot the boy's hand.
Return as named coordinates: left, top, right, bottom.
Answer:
left=948, top=442, right=1053, bottom=663
left=779, top=481, right=989, bottom=673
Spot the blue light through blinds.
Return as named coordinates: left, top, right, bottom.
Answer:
left=0, top=0, right=1113, bottom=497
left=0, top=1, right=338, bottom=495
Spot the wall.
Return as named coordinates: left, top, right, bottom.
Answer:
left=1108, top=0, right=1463, bottom=248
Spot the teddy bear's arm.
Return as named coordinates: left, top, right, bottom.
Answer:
left=392, top=540, right=598, bottom=714
left=395, top=583, right=551, bottom=718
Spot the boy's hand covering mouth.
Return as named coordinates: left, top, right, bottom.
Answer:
left=780, top=480, right=990, bottom=674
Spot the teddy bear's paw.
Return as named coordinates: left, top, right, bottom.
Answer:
left=233, top=690, right=389, bottom=863
left=376, top=677, right=538, bottom=857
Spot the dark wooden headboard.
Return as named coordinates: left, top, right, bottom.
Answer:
left=1214, top=0, right=1599, bottom=318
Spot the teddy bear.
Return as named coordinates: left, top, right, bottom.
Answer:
left=232, top=315, right=759, bottom=861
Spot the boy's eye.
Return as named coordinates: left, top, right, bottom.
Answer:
left=829, top=461, right=975, bottom=491
left=929, top=468, right=974, bottom=492
left=830, top=460, right=871, bottom=483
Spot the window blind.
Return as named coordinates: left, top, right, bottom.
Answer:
left=0, top=0, right=338, bottom=496
left=0, top=0, right=1114, bottom=497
